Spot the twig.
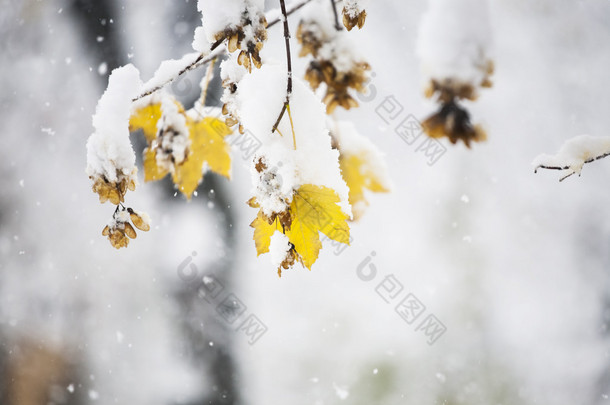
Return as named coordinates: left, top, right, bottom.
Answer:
left=329, top=0, right=342, bottom=30
left=534, top=151, right=610, bottom=181
left=271, top=0, right=294, bottom=143
left=198, top=57, right=217, bottom=106
left=132, top=0, right=326, bottom=102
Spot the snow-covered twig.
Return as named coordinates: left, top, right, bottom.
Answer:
left=132, top=0, right=327, bottom=103
left=271, top=0, right=294, bottom=143
left=533, top=135, right=610, bottom=181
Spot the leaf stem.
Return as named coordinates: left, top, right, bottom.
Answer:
left=198, top=57, right=216, bottom=106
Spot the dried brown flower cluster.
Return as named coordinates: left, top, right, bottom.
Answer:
left=342, top=6, right=366, bottom=31
left=215, top=13, right=267, bottom=73
left=90, top=169, right=136, bottom=205
left=102, top=207, right=150, bottom=249
left=422, top=100, right=486, bottom=147
left=297, top=21, right=371, bottom=113
left=217, top=9, right=268, bottom=134
left=422, top=60, right=494, bottom=147
left=150, top=124, right=189, bottom=168
left=424, top=60, right=494, bottom=103
left=221, top=94, right=244, bottom=134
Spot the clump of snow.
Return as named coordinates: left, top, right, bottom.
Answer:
left=219, top=54, right=248, bottom=122
left=417, top=0, right=493, bottom=90
left=343, top=0, right=367, bottom=18
left=196, top=0, right=264, bottom=44
left=157, top=96, right=190, bottom=166
left=533, top=135, right=610, bottom=177
left=332, top=119, right=392, bottom=188
left=140, top=53, right=201, bottom=97
left=86, top=64, right=142, bottom=183
left=331, top=119, right=392, bottom=190
left=192, top=26, right=211, bottom=53
left=269, top=232, right=291, bottom=269
left=235, top=64, right=351, bottom=217
left=331, top=119, right=391, bottom=218
left=300, top=2, right=367, bottom=70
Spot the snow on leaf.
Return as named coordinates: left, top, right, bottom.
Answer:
left=340, top=154, right=389, bottom=221
left=251, top=184, right=350, bottom=274
left=130, top=97, right=233, bottom=199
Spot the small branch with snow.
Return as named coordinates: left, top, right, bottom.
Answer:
left=533, top=135, right=610, bottom=181
left=271, top=0, right=297, bottom=150
left=132, top=0, right=327, bottom=103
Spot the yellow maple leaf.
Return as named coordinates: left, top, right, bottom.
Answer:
left=129, top=103, right=162, bottom=142
left=340, top=154, right=389, bottom=221
left=250, top=184, right=350, bottom=272
left=172, top=117, right=233, bottom=199
left=250, top=212, right=282, bottom=256
left=143, top=147, right=169, bottom=182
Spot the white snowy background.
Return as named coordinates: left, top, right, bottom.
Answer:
left=1, top=0, right=609, bottom=404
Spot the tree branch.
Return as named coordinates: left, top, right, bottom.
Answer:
left=132, top=0, right=324, bottom=102
left=534, top=151, right=610, bottom=182
left=271, top=0, right=293, bottom=137
left=329, top=0, right=342, bottom=31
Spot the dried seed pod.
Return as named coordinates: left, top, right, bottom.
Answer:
left=422, top=100, right=487, bottom=148
left=128, top=209, right=151, bottom=232
left=102, top=225, right=110, bottom=236
left=228, top=33, right=239, bottom=53
left=123, top=222, right=137, bottom=239
left=342, top=8, right=367, bottom=31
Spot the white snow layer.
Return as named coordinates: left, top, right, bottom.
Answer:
left=332, top=119, right=392, bottom=191
left=86, top=64, right=142, bottom=182
left=236, top=64, right=351, bottom=217
left=196, top=0, right=265, bottom=44
left=533, top=135, right=610, bottom=176
left=417, top=0, right=492, bottom=87
left=343, top=0, right=367, bottom=18
left=269, top=232, right=291, bottom=269
left=140, top=52, right=202, bottom=96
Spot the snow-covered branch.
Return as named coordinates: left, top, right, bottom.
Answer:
left=132, top=0, right=327, bottom=103
left=533, top=135, right=610, bottom=181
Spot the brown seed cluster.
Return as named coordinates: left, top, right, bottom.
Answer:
left=90, top=170, right=136, bottom=205
left=297, top=21, right=371, bottom=113
left=342, top=7, right=367, bottom=31
left=247, top=194, right=301, bottom=278
left=278, top=244, right=298, bottom=277
left=422, top=60, right=494, bottom=147
left=424, top=60, right=494, bottom=103
left=422, top=101, right=487, bottom=148
left=215, top=14, right=267, bottom=73
left=151, top=125, right=189, bottom=168
left=250, top=158, right=291, bottom=227
left=102, top=207, right=150, bottom=249
left=221, top=98, right=244, bottom=134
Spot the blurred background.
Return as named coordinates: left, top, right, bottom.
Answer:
left=1, top=0, right=610, bottom=404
